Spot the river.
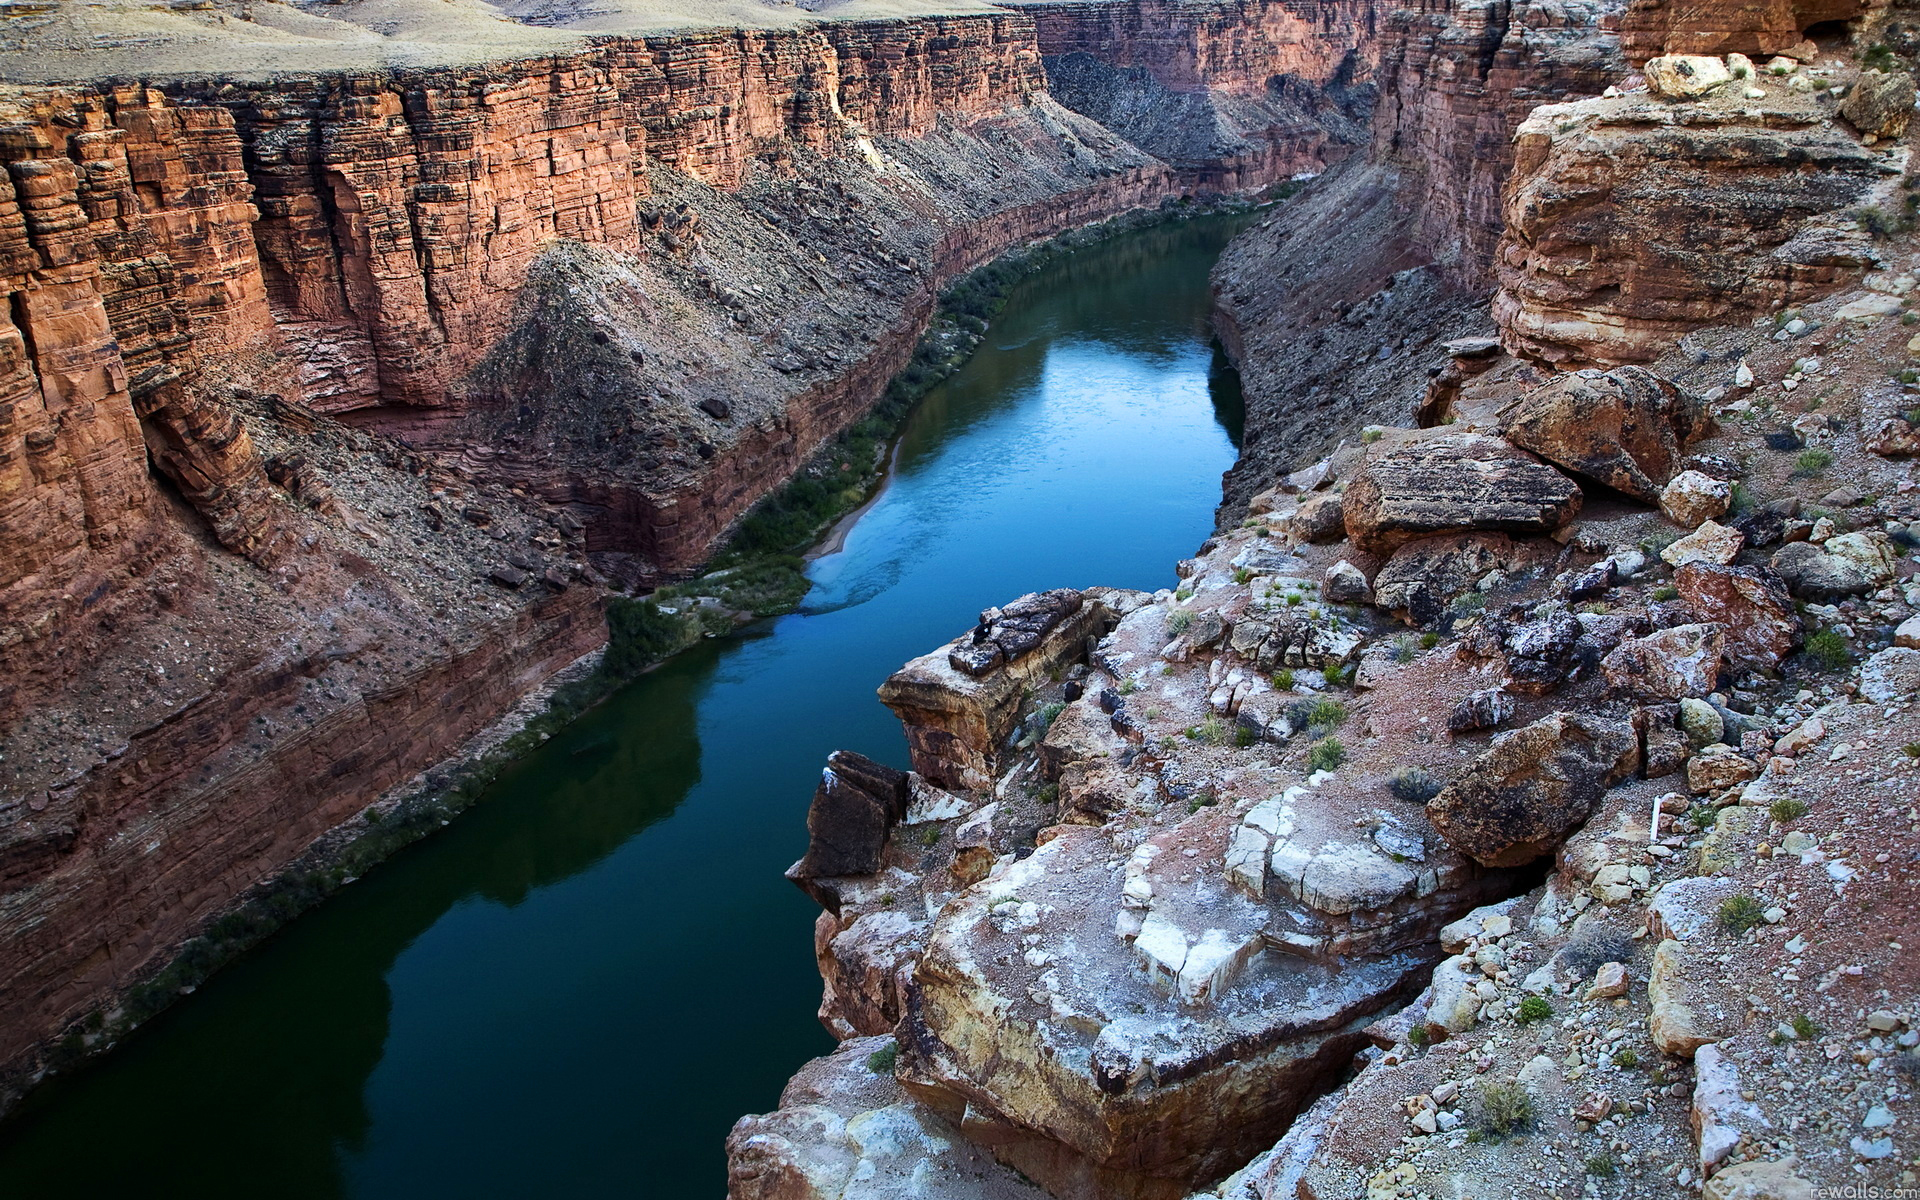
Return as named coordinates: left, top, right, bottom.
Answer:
left=0, top=212, right=1251, bottom=1198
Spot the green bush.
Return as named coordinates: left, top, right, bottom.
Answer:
left=1719, top=894, right=1768, bottom=936
left=1794, top=447, right=1835, bottom=476
left=1517, top=995, right=1553, bottom=1024
left=1805, top=628, right=1850, bottom=670
left=1475, top=1080, right=1536, bottom=1140
left=1387, top=766, right=1441, bottom=804
left=1611, top=1047, right=1638, bottom=1069
left=1419, top=631, right=1441, bottom=650
left=1770, top=796, right=1809, bottom=823
left=1651, top=584, right=1679, bottom=602
left=866, top=1043, right=899, bottom=1074
left=1272, top=668, right=1296, bottom=690
left=1307, top=737, right=1346, bottom=772
left=1167, top=609, right=1194, bottom=635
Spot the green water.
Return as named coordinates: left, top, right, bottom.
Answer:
left=0, top=214, right=1250, bottom=1198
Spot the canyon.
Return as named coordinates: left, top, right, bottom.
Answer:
left=1, top=0, right=1917, bottom=1194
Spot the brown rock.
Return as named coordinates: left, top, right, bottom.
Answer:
left=1342, top=428, right=1582, bottom=554
left=1496, top=92, right=1890, bottom=366
left=1661, top=520, right=1744, bottom=567
left=1426, top=712, right=1640, bottom=867
left=1840, top=70, right=1916, bottom=140
left=1674, top=562, right=1799, bottom=670
left=1371, top=533, right=1548, bottom=625
left=1292, top=490, right=1346, bottom=543
left=1498, top=366, right=1707, bottom=502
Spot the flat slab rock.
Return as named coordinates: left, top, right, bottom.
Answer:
left=1342, top=428, right=1583, bottom=553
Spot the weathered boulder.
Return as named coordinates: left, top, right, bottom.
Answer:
left=1371, top=533, right=1549, bottom=625
left=1703, top=1158, right=1818, bottom=1200
left=1323, top=560, right=1370, bottom=604
left=1426, top=712, right=1640, bottom=867
left=1840, top=70, right=1916, bottom=140
left=1662, top=520, right=1744, bottom=567
left=1493, top=606, right=1585, bottom=695
left=1648, top=938, right=1721, bottom=1056
left=1292, top=491, right=1346, bottom=544
left=1687, top=743, right=1761, bottom=794
left=1674, top=562, right=1800, bottom=670
left=1496, top=91, right=1891, bottom=366
left=790, top=751, right=911, bottom=891
left=726, top=1035, right=1050, bottom=1200
left=1449, top=687, right=1516, bottom=734
left=1498, top=366, right=1707, bottom=502
left=1660, top=469, right=1732, bottom=526
left=1860, top=647, right=1920, bottom=704
left=1644, top=54, right=1734, bottom=99
left=1770, top=532, right=1899, bottom=599
left=1692, top=1043, right=1768, bottom=1171
left=1602, top=623, right=1726, bottom=700
left=1342, top=429, right=1582, bottom=553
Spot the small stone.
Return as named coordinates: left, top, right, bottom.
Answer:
left=1867, top=1010, right=1905, bottom=1032
left=1586, top=961, right=1629, bottom=1000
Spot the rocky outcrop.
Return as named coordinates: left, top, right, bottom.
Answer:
left=1494, top=72, right=1896, bottom=366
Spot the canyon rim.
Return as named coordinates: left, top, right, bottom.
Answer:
left=2, top=0, right=1920, bottom=1196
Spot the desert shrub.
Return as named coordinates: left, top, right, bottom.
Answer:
left=1719, top=894, right=1768, bottom=936
left=1794, top=447, right=1835, bottom=476
left=1805, top=628, right=1850, bottom=670
left=1517, top=995, right=1554, bottom=1024
left=1307, top=737, right=1347, bottom=772
left=1387, top=766, right=1441, bottom=804
left=1167, top=609, right=1194, bottom=635
left=1562, top=927, right=1635, bottom=978
left=1770, top=796, right=1809, bottom=823
left=1475, top=1080, right=1535, bottom=1140
left=867, top=1043, right=899, bottom=1074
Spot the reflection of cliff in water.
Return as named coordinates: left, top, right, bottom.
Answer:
left=0, top=646, right=711, bottom=1199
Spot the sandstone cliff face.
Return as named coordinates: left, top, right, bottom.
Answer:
left=1493, top=64, right=1895, bottom=366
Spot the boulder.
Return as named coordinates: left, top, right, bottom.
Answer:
left=789, top=751, right=911, bottom=891
left=1292, top=491, right=1346, bottom=543
left=1703, top=1159, right=1817, bottom=1200
left=1677, top=697, right=1724, bottom=747
left=1648, top=938, right=1717, bottom=1056
left=1687, top=744, right=1761, bottom=794
left=1426, top=712, right=1640, bottom=867
left=1323, top=560, right=1370, bottom=604
left=1499, top=366, right=1707, bottom=502
left=1342, top=428, right=1582, bottom=553
left=1644, top=55, right=1734, bottom=99
left=1662, top=520, right=1744, bottom=567
left=1448, top=687, right=1516, bottom=734
left=1840, top=70, right=1916, bottom=140
left=1692, top=1043, right=1768, bottom=1171
left=1770, top=532, right=1899, bottom=599
left=1660, top=470, right=1732, bottom=527
left=1371, top=533, right=1548, bottom=625
left=1860, top=647, right=1920, bottom=704
left=1602, top=623, right=1725, bottom=700
left=1674, top=562, right=1800, bottom=670
left=1493, top=606, right=1584, bottom=695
